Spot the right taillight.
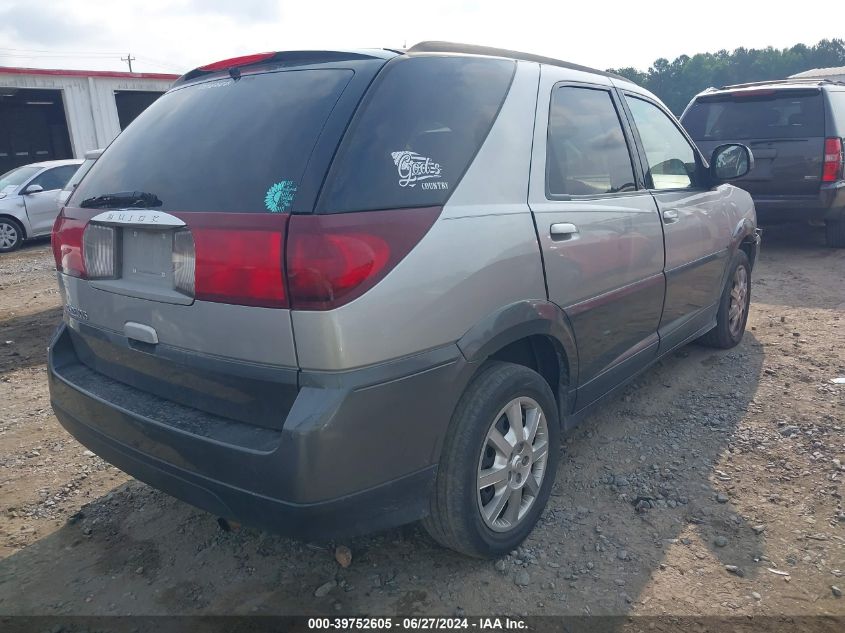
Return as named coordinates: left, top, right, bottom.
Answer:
left=172, top=229, right=196, bottom=296
left=286, top=207, right=441, bottom=310
left=823, top=137, right=844, bottom=182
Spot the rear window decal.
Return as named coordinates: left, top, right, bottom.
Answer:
left=391, top=151, right=447, bottom=190
left=264, top=180, right=297, bottom=213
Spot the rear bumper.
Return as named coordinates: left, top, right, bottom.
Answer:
left=752, top=181, right=845, bottom=222
left=48, top=323, right=474, bottom=539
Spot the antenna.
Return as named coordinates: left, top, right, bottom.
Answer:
left=121, top=53, right=136, bottom=73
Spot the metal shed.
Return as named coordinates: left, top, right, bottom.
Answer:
left=0, top=67, right=177, bottom=173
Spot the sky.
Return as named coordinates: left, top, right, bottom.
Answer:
left=0, top=0, right=839, bottom=75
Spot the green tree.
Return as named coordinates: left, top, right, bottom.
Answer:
left=609, top=39, right=845, bottom=114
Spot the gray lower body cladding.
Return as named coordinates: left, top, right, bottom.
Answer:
left=48, top=323, right=475, bottom=539
left=752, top=182, right=845, bottom=223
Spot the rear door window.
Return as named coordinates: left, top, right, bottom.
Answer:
left=318, top=56, right=515, bottom=213
left=626, top=96, right=699, bottom=190
left=31, top=165, right=78, bottom=191
left=72, top=69, right=355, bottom=213
left=546, top=86, right=637, bottom=196
left=683, top=91, right=825, bottom=140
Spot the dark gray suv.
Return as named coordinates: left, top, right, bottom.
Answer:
left=682, top=79, right=845, bottom=247
left=49, top=43, right=760, bottom=557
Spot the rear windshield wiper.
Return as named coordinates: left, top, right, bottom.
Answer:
left=80, top=191, right=163, bottom=209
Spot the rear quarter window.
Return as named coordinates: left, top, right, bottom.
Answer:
left=32, top=165, right=78, bottom=191
left=683, top=91, right=825, bottom=140
left=828, top=91, right=845, bottom=135
left=318, top=56, right=515, bottom=213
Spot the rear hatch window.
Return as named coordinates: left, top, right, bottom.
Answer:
left=318, top=55, right=515, bottom=213
left=683, top=90, right=825, bottom=141
left=71, top=68, right=355, bottom=214
left=57, top=63, right=373, bottom=429
left=682, top=89, right=827, bottom=196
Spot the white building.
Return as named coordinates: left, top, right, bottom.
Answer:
left=0, top=66, right=177, bottom=173
left=789, top=66, right=845, bottom=83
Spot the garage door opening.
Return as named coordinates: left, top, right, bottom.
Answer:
left=115, top=90, right=164, bottom=130
left=0, top=88, right=72, bottom=173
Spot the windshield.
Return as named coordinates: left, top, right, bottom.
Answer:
left=683, top=91, right=824, bottom=140
left=63, top=158, right=96, bottom=191
left=71, top=68, right=355, bottom=213
left=0, top=165, right=41, bottom=192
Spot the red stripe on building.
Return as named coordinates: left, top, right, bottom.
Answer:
left=0, top=66, right=179, bottom=80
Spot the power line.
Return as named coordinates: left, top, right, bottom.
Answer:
left=0, top=50, right=185, bottom=72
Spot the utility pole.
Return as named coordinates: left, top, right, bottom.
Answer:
left=121, top=53, right=136, bottom=73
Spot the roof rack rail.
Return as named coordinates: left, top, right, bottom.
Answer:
left=407, top=41, right=630, bottom=81
left=717, top=77, right=845, bottom=90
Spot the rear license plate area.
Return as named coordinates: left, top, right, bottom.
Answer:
left=121, top=228, right=174, bottom=291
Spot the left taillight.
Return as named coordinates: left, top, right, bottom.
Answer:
left=51, top=210, right=87, bottom=278
left=82, top=224, right=119, bottom=279
left=52, top=211, right=119, bottom=279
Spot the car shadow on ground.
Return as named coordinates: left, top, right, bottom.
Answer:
left=751, top=222, right=845, bottom=313
left=0, top=307, right=62, bottom=374
left=758, top=222, right=827, bottom=251
left=0, top=328, right=766, bottom=621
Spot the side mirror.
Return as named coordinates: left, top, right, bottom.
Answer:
left=710, top=144, right=754, bottom=181
left=22, top=184, right=44, bottom=195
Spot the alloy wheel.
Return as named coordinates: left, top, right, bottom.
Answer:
left=728, top=265, right=749, bottom=338
left=476, top=396, right=549, bottom=532
left=0, top=222, right=19, bottom=250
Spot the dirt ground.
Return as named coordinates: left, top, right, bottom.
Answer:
left=0, top=226, right=842, bottom=619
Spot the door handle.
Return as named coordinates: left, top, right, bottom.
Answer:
left=662, top=209, right=679, bottom=223
left=550, top=223, right=578, bottom=239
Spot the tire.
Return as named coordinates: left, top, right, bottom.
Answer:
left=825, top=218, right=845, bottom=248
left=0, top=217, right=24, bottom=253
left=699, top=249, right=751, bottom=349
left=423, top=361, right=560, bottom=558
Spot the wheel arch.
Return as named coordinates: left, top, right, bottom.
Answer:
left=456, top=300, right=579, bottom=422
left=0, top=213, right=27, bottom=239
left=730, top=217, right=759, bottom=271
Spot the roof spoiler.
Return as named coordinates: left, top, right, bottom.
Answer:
left=714, top=78, right=845, bottom=91
left=173, top=50, right=393, bottom=86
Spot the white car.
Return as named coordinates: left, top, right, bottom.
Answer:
left=0, top=159, right=83, bottom=252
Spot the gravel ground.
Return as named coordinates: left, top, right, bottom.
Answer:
left=0, top=226, right=842, bottom=618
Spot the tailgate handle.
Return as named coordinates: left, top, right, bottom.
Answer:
left=124, top=322, right=159, bottom=345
